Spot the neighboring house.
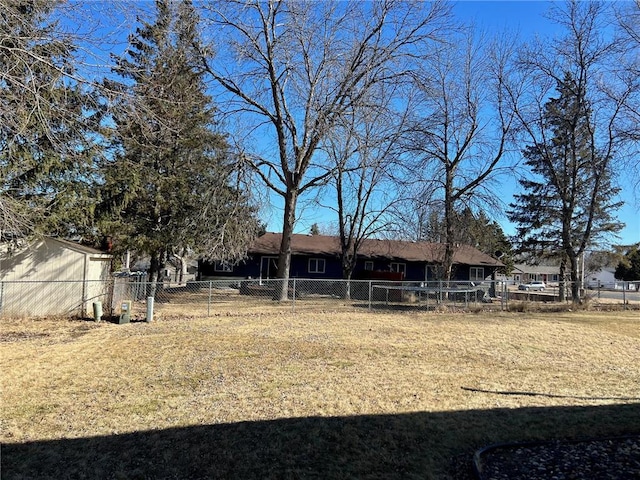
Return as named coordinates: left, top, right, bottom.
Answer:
left=509, top=264, right=561, bottom=285
left=585, top=267, right=617, bottom=288
left=126, top=255, right=197, bottom=283
left=199, top=232, right=504, bottom=282
left=0, top=237, right=112, bottom=317
left=584, top=267, right=634, bottom=290
left=505, top=262, right=632, bottom=289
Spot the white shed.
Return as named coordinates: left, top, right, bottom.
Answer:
left=0, top=237, right=112, bottom=317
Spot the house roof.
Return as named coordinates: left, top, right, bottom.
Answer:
left=512, top=263, right=560, bottom=275
left=251, top=233, right=504, bottom=267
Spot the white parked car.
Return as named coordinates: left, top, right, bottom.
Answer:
left=518, top=281, right=546, bottom=291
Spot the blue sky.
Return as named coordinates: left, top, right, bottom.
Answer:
left=275, top=1, right=639, bottom=248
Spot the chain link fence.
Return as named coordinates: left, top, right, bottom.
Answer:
left=1, top=277, right=638, bottom=319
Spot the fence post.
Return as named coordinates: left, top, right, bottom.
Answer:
left=504, top=281, right=508, bottom=311
left=93, top=301, right=103, bottom=322
left=146, top=297, right=154, bottom=322
left=623, top=282, right=627, bottom=310
left=426, top=283, right=429, bottom=311
left=208, top=281, right=212, bottom=317
left=292, top=278, right=296, bottom=313
left=368, top=281, right=372, bottom=310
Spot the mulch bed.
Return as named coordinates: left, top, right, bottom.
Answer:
left=474, top=435, right=640, bottom=480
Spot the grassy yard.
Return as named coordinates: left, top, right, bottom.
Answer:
left=2, top=307, right=639, bottom=479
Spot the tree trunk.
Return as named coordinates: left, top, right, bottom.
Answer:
left=443, top=168, right=455, bottom=282
left=340, top=234, right=357, bottom=300
left=276, top=188, right=298, bottom=301
left=148, top=249, right=168, bottom=298
left=149, top=253, right=159, bottom=298
left=559, top=258, right=566, bottom=303
left=342, top=253, right=355, bottom=300
left=175, top=253, right=185, bottom=284
left=568, top=252, right=581, bottom=304
left=344, top=271, right=352, bottom=300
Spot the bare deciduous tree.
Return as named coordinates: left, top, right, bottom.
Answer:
left=197, top=0, right=450, bottom=299
left=613, top=0, right=640, bottom=194
left=321, top=84, right=405, bottom=289
left=399, top=27, right=517, bottom=281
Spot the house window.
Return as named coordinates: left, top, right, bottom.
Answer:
left=364, top=261, right=374, bottom=271
left=390, top=263, right=406, bottom=275
left=470, top=267, right=485, bottom=282
left=308, top=258, right=325, bottom=274
left=260, top=256, right=278, bottom=279
left=214, top=261, right=233, bottom=272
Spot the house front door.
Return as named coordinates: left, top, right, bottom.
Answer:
left=260, top=256, right=278, bottom=279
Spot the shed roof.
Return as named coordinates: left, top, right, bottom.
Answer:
left=45, top=237, right=112, bottom=257
left=251, top=233, right=503, bottom=267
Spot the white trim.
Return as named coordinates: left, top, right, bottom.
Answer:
left=390, top=262, right=406, bottom=275
left=470, top=266, right=485, bottom=282
left=308, top=258, right=326, bottom=274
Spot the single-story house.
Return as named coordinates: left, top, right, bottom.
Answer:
left=585, top=267, right=615, bottom=288
left=584, top=267, right=633, bottom=290
left=502, top=262, right=632, bottom=289
left=124, top=255, right=198, bottom=283
left=508, top=264, right=561, bottom=285
left=199, top=232, right=504, bottom=282
left=1, top=237, right=112, bottom=317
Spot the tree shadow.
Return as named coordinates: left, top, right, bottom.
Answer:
left=3, top=403, right=639, bottom=479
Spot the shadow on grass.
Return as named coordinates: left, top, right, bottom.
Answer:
left=3, top=403, right=639, bottom=479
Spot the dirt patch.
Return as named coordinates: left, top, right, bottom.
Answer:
left=0, top=331, right=50, bottom=342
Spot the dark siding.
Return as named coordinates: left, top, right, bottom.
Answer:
left=404, top=263, right=425, bottom=281
left=198, top=257, right=260, bottom=279
left=200, top=254, right=497, bottom=281
left=289, top=255, right=343, bottom=278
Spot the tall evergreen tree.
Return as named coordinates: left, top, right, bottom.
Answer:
left=414, top=206, right=513, bottom=275
left=309, top=223, right=321, bottom=236
left=1, top=0, right=104, bottom=240
left=100, top=0, right=259, bottom=289
left=615, top=246, right=640, bottom=285
left=508, top=73, right=623, bottom=302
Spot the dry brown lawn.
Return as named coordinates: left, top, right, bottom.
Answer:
left=2, top=307, right=639, bottom=479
